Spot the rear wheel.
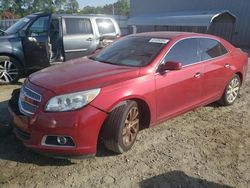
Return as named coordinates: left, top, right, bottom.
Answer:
left=218, top=74, right=241, bottom=106
left=103, top=101, right=140, bottom=154
left=0, top=56, right=21, bottom=84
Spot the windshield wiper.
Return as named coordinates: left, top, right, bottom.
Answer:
left=98, top=60, right=118, bottom=65
left=88, top=56, right=96, bottom=61
left=89, top=56, right=117, bottom=65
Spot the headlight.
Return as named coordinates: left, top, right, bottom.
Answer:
left=45, top=89, right=100, bottom=112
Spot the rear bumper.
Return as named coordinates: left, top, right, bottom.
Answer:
left=9, top=89, right=107, bottom=157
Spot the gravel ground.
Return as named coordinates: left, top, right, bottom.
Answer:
left=0, top=56, right=249, bottom=188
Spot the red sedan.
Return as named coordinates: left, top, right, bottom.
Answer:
left=9, top=32, right=248, bottom=158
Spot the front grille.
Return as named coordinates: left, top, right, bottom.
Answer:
left=18, top=86, right=42, bottom=117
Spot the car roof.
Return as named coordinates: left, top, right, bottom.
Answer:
left=53, top=14, right=115, bottom=19
left=30, top=12, right=116, bottom=19
left=131, top=31, right=219, bottom=40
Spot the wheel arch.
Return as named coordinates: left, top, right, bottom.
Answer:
left=109, top=97, right=151, bottom=130
left=0, top=53, right=24, bottom=67
left=97, top=96, right=152, bottom=148
left=96, top=97, right=151, bottom=154
left=235, top=72, right=243, bottom=85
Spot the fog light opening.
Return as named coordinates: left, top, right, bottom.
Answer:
left=42, top=135, right=75, bottom=147
left=57, top=136, right=67, bottom=145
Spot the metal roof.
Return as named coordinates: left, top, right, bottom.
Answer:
left=128, top=10, right=236, bottom=27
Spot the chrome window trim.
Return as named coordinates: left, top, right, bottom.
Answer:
left=182, top=53, right=229, bottom=68
left=156, top=36, right=230, bottom=72
left=41, top=135, right=76, bottom=148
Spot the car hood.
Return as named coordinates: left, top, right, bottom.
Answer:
left=29, top=57, right=140, bottom=94
left=0, top=33, right=16, bottom=39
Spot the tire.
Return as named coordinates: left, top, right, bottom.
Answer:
left=0, top=56, right=21, bottom=84
left=103, top=100, right=140, bottom=154
left=218, top=74, right=241, bottom=106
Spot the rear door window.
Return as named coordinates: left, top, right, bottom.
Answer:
left=165, top=38, right=199, bottom=66
left=64, top=18, right=93, bottom=35
left=96, top=18, right=116, bottom=34
left=199, top=38, right=228, bottom=61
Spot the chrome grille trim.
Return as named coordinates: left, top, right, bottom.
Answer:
left=18, top=86, right=42, bottom=116
left=23, top=86, right=42, bottom=102
left=18, top=100, right=34, bottom=116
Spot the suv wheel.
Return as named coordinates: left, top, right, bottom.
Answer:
left=0, top=56, right=21, bottom=84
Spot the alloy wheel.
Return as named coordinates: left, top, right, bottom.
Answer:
left=226, top=77, right=240, bottom=103
left=122, top=106, right=140, bottom=147
left=0, top=60, right=18, bottom=83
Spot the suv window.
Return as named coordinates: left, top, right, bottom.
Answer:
left=96, top=18, right=116, bottom=34
left=65, top=18, right=93, bottom=35
left=199, top=38, right=228, bottom=61
left=165, top=38, right=199, bottom=66
left=28, top=16, right=49, bottom=37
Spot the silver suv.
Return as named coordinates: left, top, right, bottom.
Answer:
left=50, top=14, right=121, bottom=62
left=0, top=12, right=121, bottom=83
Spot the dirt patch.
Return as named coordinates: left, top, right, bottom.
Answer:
left=0, top=60, right=249, bottom=188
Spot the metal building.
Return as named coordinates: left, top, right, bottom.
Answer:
left=129, top=0, right=250, bottom=47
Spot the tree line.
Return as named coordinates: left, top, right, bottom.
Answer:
left=0, top=0, right=129, bottom=19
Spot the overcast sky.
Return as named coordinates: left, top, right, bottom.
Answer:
left=77, top=0, right=118, bottom=8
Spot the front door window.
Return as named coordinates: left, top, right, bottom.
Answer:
left=164, top=38, right=200, bottom=66
left=28, top=16, right=50, bottom=37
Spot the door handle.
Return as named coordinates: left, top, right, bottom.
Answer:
left=225, top=64, right=231, bottom=68
left=194, top=72, right=202, bottom=78
left=28, top=37, right=37, bottom=42
left=86, top=38, right=93, bottom=41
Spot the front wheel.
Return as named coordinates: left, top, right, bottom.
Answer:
left=0, top=56, right=21, bottom=84
left=218, top=74, right=241, bottom=106
left=103, top=101, right=140, bottom=154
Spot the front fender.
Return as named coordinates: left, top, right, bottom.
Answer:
left=90, top=74, right=157, bottom=124
left=0, top=36, right=25, bottom=66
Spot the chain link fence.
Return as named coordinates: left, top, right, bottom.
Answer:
left=0, top=19, right=19, bottom=30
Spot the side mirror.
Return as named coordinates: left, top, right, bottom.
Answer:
left=18, top=30, right=26, bottom=37
left=159, top=61, right=182, bottom=72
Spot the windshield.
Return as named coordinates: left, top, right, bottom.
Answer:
left=91, top=36, right=169, bottom=67
left=5, top=16, right=32, bottom=34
